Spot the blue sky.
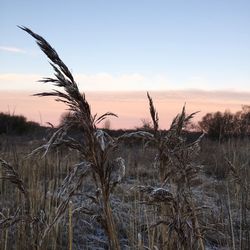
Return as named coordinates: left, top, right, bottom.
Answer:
left=0, top=0, right=250, bottom=91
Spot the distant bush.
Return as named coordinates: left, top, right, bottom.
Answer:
left=199, top=105, right=250, bottom=139
left=0, top=112, right=40, bottom=135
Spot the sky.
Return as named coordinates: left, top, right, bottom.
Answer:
left=0, top=0, right=250, bottom=128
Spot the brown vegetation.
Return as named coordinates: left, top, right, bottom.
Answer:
left=0, top=27, right=249, bottom=250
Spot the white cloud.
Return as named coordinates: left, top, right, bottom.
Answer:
left=184, top=76, right=210, bottom=90
left=0, top=72, right=168, bottom=91
left=0, top=46, right=26, bottom=53
left=0, top=73, right=46, bottom=91
left=75, top=73, right=169, bottom=91
left=165, top=75, right=211, bottom=91
left=0, top=72, right=247, bottom=93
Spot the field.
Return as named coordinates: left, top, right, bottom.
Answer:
left=0, top=134, right=250, bottom=250
left=0, top=27, right=249, bottom=250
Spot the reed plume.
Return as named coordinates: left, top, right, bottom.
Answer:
left=19, top=26, right=124, bottom=249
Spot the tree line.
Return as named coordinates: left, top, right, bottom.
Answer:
left=198, top=105, right=250, bottom=139
left=0, top=112, right=41, bottom=135
left=0, top=105, right=250, bottom=139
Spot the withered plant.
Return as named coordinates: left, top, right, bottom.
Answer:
left=225, top=150, right=250, bottom=249
left=16, top=26, right=125, bottom=249
left=1, top=26, right=242, bottom=250
left=130, top=93, right=205, bottom=249
left=0, top=159, right=39, bottom=249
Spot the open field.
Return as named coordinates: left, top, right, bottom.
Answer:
left=0, top=134, right=249, bottom=250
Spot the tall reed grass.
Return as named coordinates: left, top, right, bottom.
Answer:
left=0, top=27, right=249, bottom=250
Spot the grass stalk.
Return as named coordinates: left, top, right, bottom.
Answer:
left=4, top=209, right=9, bottom=250
left=227, top=183, right=236, bottom=250
left=68, top=201, right=73, bottom=250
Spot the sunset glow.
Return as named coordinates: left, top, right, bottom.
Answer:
left=0, top=90, right=249, bottom=129
left=1, top=1, right=250, bottom=128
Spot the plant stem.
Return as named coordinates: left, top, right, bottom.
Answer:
left=227, top=183, right=236, bottom=250
left=69, top=201, right=73, bottom=250
left=102, top=187, right=120, bottom=250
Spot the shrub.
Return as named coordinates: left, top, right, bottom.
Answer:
left=0, top=112, right=40, bottom=135
left=199, top=106, right=250, bottom=140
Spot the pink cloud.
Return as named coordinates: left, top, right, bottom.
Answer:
left=0, top=90, right=249, bottom=129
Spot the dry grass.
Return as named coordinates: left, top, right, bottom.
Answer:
left=0, top=27, right=249, bottom=250
left=126, top=94, right=206, bottom=249
left=1, top=135, right=250, bottom=249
